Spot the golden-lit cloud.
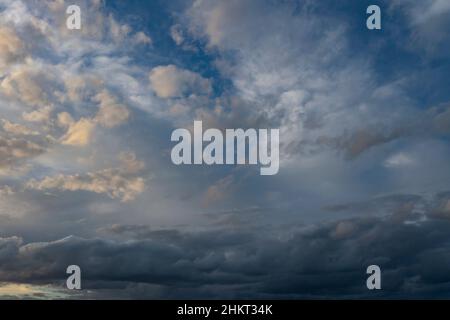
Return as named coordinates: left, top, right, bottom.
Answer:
left=0, top=26, right=24, bottom=70
left=22, top=106, right=53, bottom=123
left=93, top=90, right=130, bottom=128
left=0, top=63, right=59, bottom=108
left=1, top=119, right=37, bottom=136
left=149, top=64, right=211, bottom=98
left=0, top=282, right=72, bottom=299
left=60, top=118, right=95, bottom=147
left=26, top=152, right=146, bottom=202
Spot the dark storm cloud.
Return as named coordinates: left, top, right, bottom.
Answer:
left=2, top=192, right=450, bottom=298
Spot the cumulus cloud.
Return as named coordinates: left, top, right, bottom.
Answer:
left=133, top=31, right=152, bottom=45
left=57, top=90, right=130, bottom=146
left=0, top=134, right=46, bottom=173
left=56, top=112, right=74, bottom=128
left=1, top=119, right=36, bottom=136
left=0, top=26, right=25, bottom=70
left=93, top=90, right=130, bottom=128
left=26, top=170, right=145, bottom=202
left=0, top=63, right=59, bottom=107
left=64, top=74, right=104, bottom=103
left=149, top=65, right=212, bottom=98
left=60, top=118, right=95, bottom=147
left=26, top=153, right=146, bottom=202
left=0, top=0, right=148, bottom=208
left=22, top=106, right=53, bottom=123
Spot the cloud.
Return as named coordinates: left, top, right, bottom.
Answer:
left=202, top=175, right=235, bottom=207
left=0, top=0, right=449, bottom=300
left=58, top=90, right=130, bottom=146
left=318, top=127, right=407, bottom=159
left=26, top=170, right=145, bottom=202
left=1, top=119, right=36, bottom=136
left=2, top=192, right=450, bottom=298
left=26, top=153, right=146, bottom=202
left=64, top=74, right=104, bottom=103
left=170, top=24, right=184, bottom=46
left=149, top=65, right=212, bottom=98
left=330, top=221, right=356, bottom=240
left=0, top=134, right=46, bottom=173
left=309, top=103, right=450, bottom=159
left=0, top=185, right=14, bottom=196
left=35, top=0, right=151, bottom=50
left=429, top=192, right=450, bottom=220
left=56, top=112, right=74, bottom=128
left=0, top=282, right=72, bottom=299
left=0, top=0, right=148, bottom=204
left=0, top=26, right=25, bottom=70
left=0, top=62, right=59, bottom=108
left=390, top=0, right=450, bottom=57
left=133, top=31, right=152, bottom=45
left=60, top=118, right=95, bottom=147
left=93, top=90, right=130, bottom=128
left=384, top=152, right=416, bottom=168
left=22, top=106, right=53, bottom=123
left=183, top=0, right=382, bottom=161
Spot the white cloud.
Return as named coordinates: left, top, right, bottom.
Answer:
left=170, top=24, right=184, bottom=46
left=133, top=31, right=152, bottom=45
left=384, top=152, right=416, bottom=168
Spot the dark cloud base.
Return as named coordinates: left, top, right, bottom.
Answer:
left=2, top=193, right=450, bottom=299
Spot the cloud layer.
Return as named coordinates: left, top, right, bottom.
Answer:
left=1, top=0, right=450, bottom=299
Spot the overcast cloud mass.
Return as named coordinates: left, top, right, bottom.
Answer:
left=1, top=0, right=450, bottom=299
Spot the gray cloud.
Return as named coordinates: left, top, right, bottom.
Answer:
left=2, top=191, right=450, bottom=298
left=0, top=131, right=48, bottom=175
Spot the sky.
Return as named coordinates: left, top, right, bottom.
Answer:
left=1, top=0, right=450, bottom=299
